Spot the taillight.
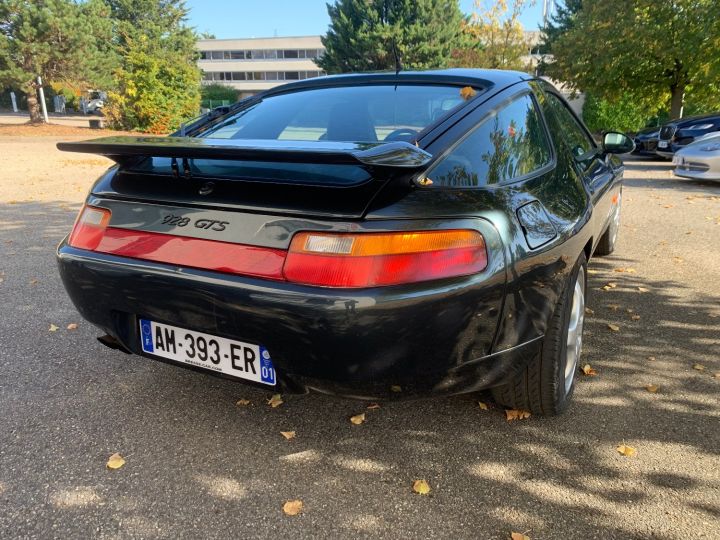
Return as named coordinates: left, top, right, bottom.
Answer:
left=68, top=206, right=111, bottom=251
left=283, top=230, right=487, bottom=287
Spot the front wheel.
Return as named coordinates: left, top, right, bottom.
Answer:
left=491, top=252, right=587, bottom=416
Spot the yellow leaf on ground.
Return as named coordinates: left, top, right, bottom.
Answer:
left=280, top=431, right=296, bottom=440
left=390, top=385, right=402, bottom=393
left=693, top=364, right=706, bottom=371
left=712, top=372, right=720, bottom=379
left=607, top=323, right=620, bottom=332
left=587, top=269, right=600, bottom=274
left=49, top=324, right=59, bottom=332
left=106, top=453, right=125, bottom=470
left=236, top=398, right=251, bottom=406
left=267, top=394, right=284, bottom=408
left=511, top=533, right=531, bottom=540
left=645, top=384, right=659, bottom=393
left=67, top=323, right=78, bottom=330
left=585, top=307, right=594, bottom=315
left=607, top=304, right=620, bottom=311
left=283, top=500, right=303, bottom=516
left=350, top=413, right=366, bottom=425
left=505, top=409, right=531, bottom=421
left=412, top=479, right=431, bottom=495
left=367, top=403, right=381, bottom=410
left=477, top=401, right=489, bottom=410
left=637, top=287, right=650, bottom=293
left=631, top=315, right=641, bottom=321
left=616, top=444, right=636, bottom=457
left=29, top=278, right=38, bottom=285
left=647, top=356, right=656, bottom=361
left=581, top=364, right=598, bottom=376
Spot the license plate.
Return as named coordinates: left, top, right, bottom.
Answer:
left=139, top=319, right=276, bottom=385
left=658, top=140, right=669, bottom=149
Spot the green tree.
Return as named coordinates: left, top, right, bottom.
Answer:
left=546, top=0, right=720, bottom=119
left=103, top=0, right=201, bottom=132
left=582, top=92, right=658, bottom=134
left=318, top=0, right=466, bottom=73
left=0, top=0, right=114, bottom=122
left=451, top=0, right=533, bottom=71
left=538, top=0, right=581, bottom=54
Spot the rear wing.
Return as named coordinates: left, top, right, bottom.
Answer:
left=57, top=136, right=433, bottom=169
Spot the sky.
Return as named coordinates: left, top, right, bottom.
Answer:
left=185, top=0, right=546, bottom=40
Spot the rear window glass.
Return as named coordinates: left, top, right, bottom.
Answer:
left=198, top=85, right=477, bottom=143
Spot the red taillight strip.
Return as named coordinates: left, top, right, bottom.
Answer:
left=94, top=228, right=286, bottom=280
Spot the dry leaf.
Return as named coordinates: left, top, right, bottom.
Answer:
left=49, top=324, right=59, bottom=332
left=505, top=409, right=531, bottom=421
left=631, top=315, right=641, bottom=321
left=477, top=401, right=489, bottom=410
left=412, top=479, right=431, bottom=495
left=267, top=394, right=284, bottom=408
left=283, top=500, right=303, bottom=516
left=616, top=444, right=636, bottom=457
left=607, top=323, right=620, bottom=332
left=637, top=287, right=649, bottom=293
left=350, top=413, right=366, bottom=425
left=106, top=453, right=125, bottom=470
left=663, top=204, right=674, bottom=208
left=67, top=323, right=78, bottom=330
left=511, top=533, right=531, bottom=540
left=647, top=356, right=656, bottom=361
left=585, top=307, right=594, bottom=315
left=712, top=372, right=720, bottom=379
left=29, top=278, right=38, bottom=285
left=607, top=304, right=621, bottom=311
left=280, top=431, right=296, bottom=440
left=692, top=363, right=706, bottom=371
left=459, top=86, right=477, bottom=100
left=390, top=385, right=402, bottom=393
left=236, top=398, right=251, bottom=406
left=581, top=364, right=598, bottom=376
left=645, top=384, right=659, bottom=393
left=587, top=269, right=600, bottom=274
left=606, top=282, right=618, bottom=288
left=367, top=403, right=381, bottom=410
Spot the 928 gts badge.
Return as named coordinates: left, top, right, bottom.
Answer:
left=161, top=214, right=229, bottom=232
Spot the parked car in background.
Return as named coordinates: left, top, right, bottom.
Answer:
left=56, top=70, right=632, bottom=416
left=632, top=126, right=660, bottom=157
left=672, top=132, right=720, bottom=181
left=656, top=113, right=720, bottom=158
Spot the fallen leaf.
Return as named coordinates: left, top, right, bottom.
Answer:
left=712, top=372, right=720, bottom=379
left=606, top=282, right=618, bottom=288
left=505, top=409, right=531, bottom=421
left=49, top=324, right=59, bottom=332
left=390, top=385, right=402, bottom=393
left=350, top=413, right=366, bottom=425
left=477, top=401, right=489, bottom=410
left=366, top=403, right=381, bottom=410
left=236, top=398, right=251, bottom=406
left=616, top=444, right=636, bottom=457
left=607, top=323, right=620, bottom=332
left=581, top=364, right=598, bottom=376
left=587, top=269, right=600, bottom=275
left=692, top=363, right=706, bottom=371
left=637, top=287, right=650, bottom=293
left=67, top=323, right=78, bottom=330
left=29, top=278, right=38, bottom=285
left=673, top=257, right=684, bottom=263
left=106, top=453, right=125, bottom=470
left=267, top=394, right=284, bottom=408
left=412, top=479, right=431, bottom=495
left=607, top=304, right=621, bottom=311
left=626, top=308, right=634, bottom=313
left=283, top=499, right=303, bottom=516
left=631, top=315, right=641, bottom=321
left=663, top=204, right=674, bottom=208
left=647, top=356, right=656, bottom=361
left=585, top=307, right=594, bottom=315
left=511, top=533, right=531, bottom=540
left=645, top=384, right=659, bottom=393
left=280, top=431, right=296, bottom=440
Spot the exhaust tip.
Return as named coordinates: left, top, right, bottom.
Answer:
left=97, top=334, right=132, bottom=354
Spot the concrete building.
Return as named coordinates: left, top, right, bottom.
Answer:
left=197, top=36, right=325, bottom=98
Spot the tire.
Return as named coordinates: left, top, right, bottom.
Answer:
left=491, top=252, right=587, bottom=416
left=594, top=191, right=622, bottom=256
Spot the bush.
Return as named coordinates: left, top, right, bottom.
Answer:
left=582, top=92, right=655, bottom=134
left=201, top=84, right=238, bottom=103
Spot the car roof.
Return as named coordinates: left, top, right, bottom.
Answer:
left=667, top=112, right=720, bottom=126
left=264, top=68, right=533, bottom=97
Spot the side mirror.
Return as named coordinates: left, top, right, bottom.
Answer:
left=602, top=131, right=635, bottom=154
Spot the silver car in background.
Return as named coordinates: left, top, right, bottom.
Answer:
left=673, top=132, right=720, bottom=181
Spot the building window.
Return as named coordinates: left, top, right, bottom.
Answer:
left=210, top=51, right=223, bottom=60
left=283, top=50, right=299, bottom=59
left=230, top=50, right=244, bottom=59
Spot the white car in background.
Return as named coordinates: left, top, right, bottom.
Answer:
left=672, top=132, right=720, bottom=181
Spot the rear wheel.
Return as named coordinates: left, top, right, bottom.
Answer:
left=491, top=253, right=587, bottom=416
left=595, top=192, right=621, bottom=256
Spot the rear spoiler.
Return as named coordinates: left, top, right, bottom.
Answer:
left=57, top=136, right=433, bottom=168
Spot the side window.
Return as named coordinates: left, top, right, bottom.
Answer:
left=427, top=93, right=552, bottom=187
left=542, top=92, right=596, bottom=161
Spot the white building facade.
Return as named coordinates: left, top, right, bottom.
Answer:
left=197, top=35, right=325, bottom=98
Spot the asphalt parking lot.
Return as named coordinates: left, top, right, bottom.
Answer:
left=0, top=131, right=718, bottom=539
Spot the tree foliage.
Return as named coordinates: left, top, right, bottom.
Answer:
left=545, top=0, right=720, bottom=119
left=0, top=0, right=115, bottom=122
left=451, top=0, right=533, bottom=71
left=318, top=0, right=466, bottom=73
left=582, top=92, right=657, bottom=134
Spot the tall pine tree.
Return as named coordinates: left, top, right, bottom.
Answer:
left=318, top=0, right=466, bottom=73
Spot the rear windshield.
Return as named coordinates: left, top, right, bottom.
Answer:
left=198, top=84, right=476, bottom=143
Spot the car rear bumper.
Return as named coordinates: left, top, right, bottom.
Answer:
left=57, top=242, right=530, bottom=399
